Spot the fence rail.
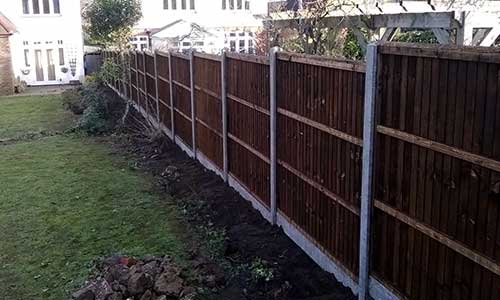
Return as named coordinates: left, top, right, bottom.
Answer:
left=103, top=43, right=500, bottom=300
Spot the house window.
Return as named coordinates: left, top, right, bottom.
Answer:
left=248, top=39, right=254, bottom=53
left=59, top=48, right=65, bottom=65
left=43, top=0, right=50, bottom=14
left=24, top=49, right=30, bottom=67
left=53, top=0, right=60, bottom=13
left=23, top=0, right=61, bottom=14
left=230, top=40, right=236, bottom=51
left=181, top=0, right=186, bottom=9
left=171, top=0, right=177, bottom=9
left=190, top=0, right=195, bottom=9
left=163, top=0, right=168, bottom=9
left=22, top=0, right=29, bottom=14
left=222, top=0, right=248, bottom=10
left=32, top=0, right=40, bottom=14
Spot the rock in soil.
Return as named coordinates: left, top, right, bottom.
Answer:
left=72, top=255, right=193, bottom=300
left=71, top=285, right=95, bottom=300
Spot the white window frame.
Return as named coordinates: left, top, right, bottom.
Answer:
left=22, top=0, right=61, bottom=16
left=222, top=0, right=250, bottom=10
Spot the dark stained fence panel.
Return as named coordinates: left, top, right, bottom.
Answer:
left=372, top=45, right=500, bottom=300
left=156, top=53, right=171, bottom=130
left=227, top=56, right=270, bottom=206
left=171, top=55, right=192, bottom=146
left=276, top=55, right=363, bottom=277
left=194, top=55, right=223, bottom=169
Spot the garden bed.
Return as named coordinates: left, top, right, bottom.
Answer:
left=107, top=107, right=355, bottom=300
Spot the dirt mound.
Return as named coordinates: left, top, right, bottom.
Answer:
left=72, top=255, right=198, bottom=300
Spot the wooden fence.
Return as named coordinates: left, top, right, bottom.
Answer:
left=103, top=43, right=500, bottom=300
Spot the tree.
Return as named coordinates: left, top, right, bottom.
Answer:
left=267, top=0, right=364, bottom=59
left=83, top=0, right=142, bottom=49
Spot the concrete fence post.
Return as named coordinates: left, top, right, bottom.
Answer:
left=135, top=51, right=140, bottom=110
left=358, top=43, right=378, bottom=300
left=168, top=51, right=175, bottom=142
left=190, top=50, right=197, bottom=158
left=128, top=51, right=133, bottom=101
left=221, top=51, right=229, bottom=183
left=142, top=52, right=148, bottom=115
left=153, top=51, right=160, bottom=125
left=269, top=46, right=279, bottom=225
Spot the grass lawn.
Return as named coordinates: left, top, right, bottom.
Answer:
left=0, top=94, right=188, bottom=299
left=0, top=94, right=76, bottom=140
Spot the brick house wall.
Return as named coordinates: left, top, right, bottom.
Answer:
left=0, top=35, right=14, bottom=96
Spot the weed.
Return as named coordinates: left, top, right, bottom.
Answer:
left=249, top=258, right=274, bottom=283
left=199, top=225, right=227, bottom=260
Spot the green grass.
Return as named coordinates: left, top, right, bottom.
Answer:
left=0, top=95, right=188, bottom=299
left=0, top=95, right=75, bottom=139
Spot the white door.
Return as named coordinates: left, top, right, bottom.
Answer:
left=28, top=41, right=61, bottom=86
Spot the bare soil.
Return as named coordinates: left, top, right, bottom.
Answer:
left=111, top=108, right=355, bottom=300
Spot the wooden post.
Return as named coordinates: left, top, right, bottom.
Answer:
left=221, top=51, right=229, bottom=182
left=269, top=46, right=279, bottom=225
left=358, top=43, right=378, bottom=300
left=153, top=51, right=160, bottom=125
left=168, top=51, right=175, bottom=142
left=190, top=50, right=197, bottom=158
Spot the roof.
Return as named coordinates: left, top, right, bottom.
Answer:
left=0, top=12, right=16, bottom=36
left=154, top=19, right=218, bottom=40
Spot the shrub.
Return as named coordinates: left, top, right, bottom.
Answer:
left=61, top=88, right=85, bottom=115
left=76, top=81, right=125, bottom=135
left=62, top=57, right=126, bottom=135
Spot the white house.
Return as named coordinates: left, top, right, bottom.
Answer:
left=1, top=0, right=85, bottom=86
left=132, top=0, right=269, bottom=54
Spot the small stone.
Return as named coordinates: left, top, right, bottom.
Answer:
left=94, top=279, right=113, bottom=300
left=71, top=285, right=95, bottom=300
left=143, top=261, right=159, bottom=278
left=155, top=296, right=167, bottom=300
left=107, top=292, right=123, bottom=300
left=203, top=275, right=216, bottom=288
left=128, top=272, right=153, bottom=295
left=143, top=255, right=161, bottom=263
left=108, top=264, right=130, bottom=283
left=140, top=289, right=154, bottom=300
left=154, top=271, right=184, bottom=297
left=129, top=263, right=144, bottom=274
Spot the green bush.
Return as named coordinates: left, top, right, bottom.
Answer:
left=343, top=30, right=364, bottom=61
left=61, top=88, right=85, bottom=115
left=392, top=29, right=438, bottom=44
